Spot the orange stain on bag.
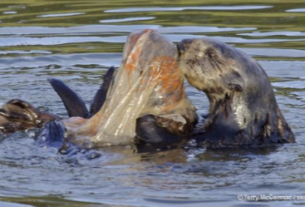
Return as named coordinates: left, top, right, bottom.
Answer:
left=123, top=29, right=154, bottom=77
left=122, top=29, right=187, bottom=111
left=124, top=46, right=141, bottom=77
left=152, top=56, right=186, bottom=111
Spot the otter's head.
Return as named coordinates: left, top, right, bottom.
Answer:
left=178, top=38, right=244, bottom=101
left=178, top=39, right=295, bottom=146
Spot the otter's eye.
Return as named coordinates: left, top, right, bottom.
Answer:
left=205, top=48, right=216, bottom=59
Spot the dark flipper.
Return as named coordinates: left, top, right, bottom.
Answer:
left=90, top=66, right=116, bottom=116
left=136, top=115, right=185, bottom=146
left=48, top=78, right=89, bottom=118
left=35, top=120, right=65, bottom=149
left=0, top=99, right=59, bottom=133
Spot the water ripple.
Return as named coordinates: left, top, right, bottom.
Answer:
left=2, top=11, right=17, bottom=14
left=1, top=34, right=304, bottom=48
left=105, top=5, right=273, bottom=13
left=0, top=53, right=121, bottom=69
left=239, top=31, right=305, bottom=37
left=38, top=13, right=84, bottom=18
left=242, top=48, right=305, bottom=58
left=159, top=26, right=256, bottom=33
left=0, top=25, right=255, bottom=35
left=0, top=25, right=160, bottom=35
left=286, top=8, right=305, bottom=13
left=0, top=36, right=128, bottom=46
left=100, top=17, right=155, bottom=23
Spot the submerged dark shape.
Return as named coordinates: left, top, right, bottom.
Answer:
left=178, top=38, right=295, bottom=148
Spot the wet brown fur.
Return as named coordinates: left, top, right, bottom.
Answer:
left=0, top=99, right=59, bottom=133
left=178, top=38, right=295, bottom=148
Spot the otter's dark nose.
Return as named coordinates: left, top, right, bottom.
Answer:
left=177, top=39, right=193, bottom=54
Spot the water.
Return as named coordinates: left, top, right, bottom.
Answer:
left=0, top=0, right=305, bottom=206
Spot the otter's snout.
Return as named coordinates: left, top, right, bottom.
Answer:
left=177, top=39, right=194, bottom=55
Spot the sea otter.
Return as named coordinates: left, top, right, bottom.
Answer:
left=177, top=38, right=295, bottom=148
left=0, top=29, right=198, bottom=148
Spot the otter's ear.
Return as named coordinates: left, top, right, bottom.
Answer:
left=224, top=71, right=243, bottom=92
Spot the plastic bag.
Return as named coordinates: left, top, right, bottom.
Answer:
left=73, top=29, right=197, bottom=145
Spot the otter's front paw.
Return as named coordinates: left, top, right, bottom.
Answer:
left=136, top=115, right=185, bottom=145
